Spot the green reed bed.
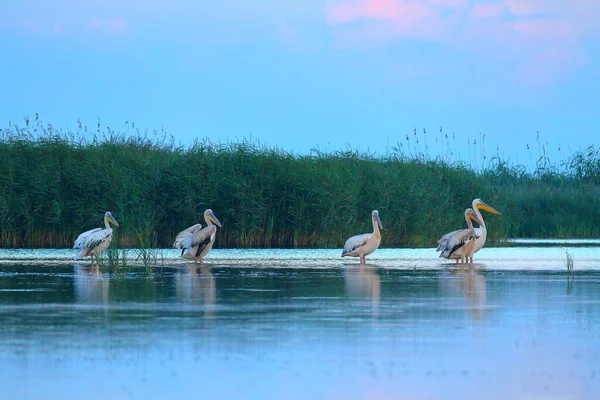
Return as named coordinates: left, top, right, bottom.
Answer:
left=1, top=120, right=599, bottom=249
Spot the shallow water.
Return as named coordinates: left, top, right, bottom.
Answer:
left=1, top=246, right=599, bottom=399
left=2, top=242, right=600, bottom=270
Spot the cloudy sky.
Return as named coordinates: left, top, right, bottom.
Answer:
left=1, top=0, right=599, bottom=167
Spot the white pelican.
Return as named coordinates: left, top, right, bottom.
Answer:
left=469, top=198, right=501, bottom=263
left=73, top=211, right=119, bottom=264
left=437, top=208, right=483, bottom=264
left=173, top=209, right=222, bottom=264
left=341, top=210, right=383, bottom=264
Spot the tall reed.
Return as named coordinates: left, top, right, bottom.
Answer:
left=1, top=118, right=599, bottom=248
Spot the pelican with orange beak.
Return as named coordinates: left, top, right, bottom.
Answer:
left=468, top=198, right=501, bottom=263
left=437, top=208, right=483, bottom=264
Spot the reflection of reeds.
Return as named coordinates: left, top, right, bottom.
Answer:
left=1, top=118, right=600, bottom=249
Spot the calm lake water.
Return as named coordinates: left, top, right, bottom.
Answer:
left=1, top=244, right=599, bottom=400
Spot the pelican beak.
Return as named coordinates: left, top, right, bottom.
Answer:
left=478, top=201, right=501, bottom=215
left=208, top=212, right=222, bottom=228
left=469, top=212, right=483, bottom=226
left=108, top=214, right=119, bottom=227
left=375, top=213, right=383, bottom=230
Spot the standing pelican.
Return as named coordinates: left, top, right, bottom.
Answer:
left=174, top=209, right=222, bottom=264
left=468, top=198, right=501, bottom=263
left=73, top=211, right=119, bottom=264
left=437, top=208, right=483, bottom=264
left=342, top=210, right=383, bottom=264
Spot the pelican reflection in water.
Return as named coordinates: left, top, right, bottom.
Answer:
left=73, top=264, right=110, bottom=305
left=344, top=265, right=381, bottom=317
left=438, top=266, right=487, bottom=323
left=175, top=264, right=216, bottom=316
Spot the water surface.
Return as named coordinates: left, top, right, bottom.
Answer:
left=0, top=246, right=599, bottom=399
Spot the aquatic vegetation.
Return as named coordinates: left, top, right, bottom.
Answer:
left=134, top=230, right=165, bottom=275
left=99, top=248, right=130, bottom=274
left=1, top=118, right=600, bottom=248
left=134, top=247, right=164, bottom=275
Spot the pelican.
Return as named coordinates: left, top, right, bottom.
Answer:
left=173, top=209, right=222, bottom=264
left=469, top=198, right=501, bottom=263
left=341, top=210, right=383, bottom=264
left=73, top=211, right=119, bottom=264
left=437, top=208, right=483, bottom=264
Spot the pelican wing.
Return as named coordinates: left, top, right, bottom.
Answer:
left=436, top=229, right=463, bottom=251
left=342, top=233, right=372, bottom=256
left=474, top=227, right=483, bottom=239
left=188, top=226, right=216, bottom=257
left=73, top=228, right=113, bottom=259
left=439, top=229, right=475, bottom=258
left=74, top=228, right=103, bottom=249
left=173, top=224, right=203, bottom=249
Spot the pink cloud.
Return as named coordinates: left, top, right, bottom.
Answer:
left=328, top=0, right=401, bottom=25
left=327, top=0, right=465, bottom=25
left=326, top=0, right=600, bottom=85
left=327, top=0, right=465, bottom=42
left=504, top=0, right=544, bottom=16
left=470, top=3, right=505, bottom=19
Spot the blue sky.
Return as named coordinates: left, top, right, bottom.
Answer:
left=1, top=0, right=599, bottom=168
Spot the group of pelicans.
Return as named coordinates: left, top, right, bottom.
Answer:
left=74, top=209, right=222, bottom=264
left=73, top=198, right=500, bottom=265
